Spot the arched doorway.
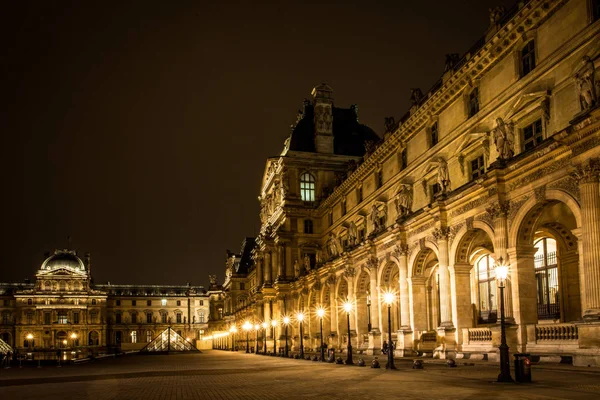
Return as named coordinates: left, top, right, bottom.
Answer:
left=512, top=197, right=582, bottom=325
left=89, top=331, right=99, bottom=346
left=379, top=261, right=400, bottom=334
left=354, top=269, right=371, bottom=350
left=56, top=331, right=67, bottom=348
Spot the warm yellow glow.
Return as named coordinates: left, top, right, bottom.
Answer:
left=297, top=312, right=305, bottom=322
left=343, top=301, right=353, bottom=313
left=283, top=316, right=290, bottom=325
left=26, top=333, right=33, bottom=340
left=230, top=326, right=238, bottom=333
left=185, top=337, right=190, bottom=341
left=62, top=340, right=67, bottom=345
left=496, top=265, right=509, bottom=281
left=383, top=291, right=396, bottom=305
left=70, top=333, right=77, bottom=339
left=254, top=324, right=260, bottom=330
left=261, top=321, right=268, bottom=329
left=243, top=321, right=252, bottom=331
left=271, top=319, right=277, bottom=327
left=316, top=307, right=325, bottom=318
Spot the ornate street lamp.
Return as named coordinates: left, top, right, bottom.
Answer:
left=261, top=322, right=268, bottom=355
left=26, top=333, right=34, bottom=350
left=297, top=312, right=305, bottom=359
left=70, top=332, right=77, bottom=348
left=254, top=324, right=260, bottom=354
left=383, top=291, right=397, bottom=369
left=316, top=307, right=326, bottom=362
left=271, top=319, right=278, bottom=355
left=342, top=300, right=353, bottom=365
left=366, top=291, right=372, bottom=332
left=283, top=316, right=290, bottom=357
left=243, top=321, right=252, bottom=353
left=495, top=257, right=513, bottom=383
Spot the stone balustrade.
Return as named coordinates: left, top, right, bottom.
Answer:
left=535, top=324, right=579, bottom=341
left=467, top=328, right=493, bottom=342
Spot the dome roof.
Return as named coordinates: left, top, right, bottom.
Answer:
left=41, top=250, right=85, bottom=271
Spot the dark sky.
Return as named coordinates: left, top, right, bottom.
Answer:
left=1, top=0, right=515, bottom=287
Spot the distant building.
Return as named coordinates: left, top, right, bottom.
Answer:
left=215, top=0, right=600, bottom=366
left=0, top=249, right=212, bottom=358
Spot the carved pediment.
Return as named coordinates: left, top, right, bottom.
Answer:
left=506, top=90, right=551, bottom=123
left=37, top=267, right=87, bottom=277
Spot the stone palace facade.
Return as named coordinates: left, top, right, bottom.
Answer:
left=0, top=249, right=214, bottom=358
left=214, top=0, right=600, bottom=366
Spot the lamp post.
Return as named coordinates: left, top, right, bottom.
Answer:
left=26, top=333, right=33, bottom=350
left=271, top=320, right=277, bottom=355
left=383, top=291, right=396, bottom=370
left=495, top=257, right=513, bottom=383
left=283, top=316, right=290, bottom=357
left=261, top=322, right=268, bottom=355
left=297, top=312, right=305, bottom=359
left=343, top=300, right=353, bottom=365
left=316, top=307, right=325, bottom=362
left=243, top=321, right=251, bottom=353
left=366, top=291, right=372, bottom=333
left=254, top=324, right=260, bottom=354
left=70, top=332, right=77, bottom=347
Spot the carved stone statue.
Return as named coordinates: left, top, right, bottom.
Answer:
left=410, top=88, right=423, bottom=106
left=489, top=6, right=506, bottom=25
left=369, top=204, right=381, bottom=233
left=347, top=221, right=358, bottom=247
left=493, top=117, right=515, bottom=160
left=437, top=158, right=451, bottom=194
left=208, top=274, right=217, bottom=286
left=294, top=259, right=300, bottom=278
left=444, top=53, right=460, bottom=72
left=327, top=233, right=339, bottom=259
left=384, top=117, right=396, bottom=132
left=575, top=56, right=597, bottom=112
left=303, top=254, right=311, bottom=272
left=394, top=183, right=413, bottom=217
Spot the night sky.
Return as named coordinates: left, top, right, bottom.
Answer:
left=1, top=0, right=515, bottom=287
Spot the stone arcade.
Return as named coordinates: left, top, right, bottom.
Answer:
left=213, top=0, right=600, bottom=366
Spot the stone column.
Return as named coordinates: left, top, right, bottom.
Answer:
left=450, top=262, right=474, bottom=345
left=264, top=252, right=272, bottom=284
left=344, top=271, right=357, bottom=350
left=487, top=202, right=514, bottom=321
left=277, top=245, right=285, bottom=281
left=366, top=266, right=381, bottom=355
left=256, top=257, right=264, bottom=288
left=507, top=245, right=537, bottom=351
left=573, top=159, right=600, bottom=319
left=398, top=247, right=410, bottom=328
left=327, top=276, right=338, bottom=345
left=434, top=228, right=453, bottom=328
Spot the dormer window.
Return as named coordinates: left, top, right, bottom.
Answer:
left=300, top=173, right=315, bottom=202
left=521, top=41, right=536, bottom=77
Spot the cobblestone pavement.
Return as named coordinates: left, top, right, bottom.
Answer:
left=1, top=351, right=600, bottom=399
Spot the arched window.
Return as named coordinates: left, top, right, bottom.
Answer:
left=521, top=41, right=536, bottom=76
left=534, top=237, right=559, bottom=320
left=304, top=219, right=314, bottom=234
left=476, top=254, right=497, bottom=324
left=300, top=173, right=315, bottom=202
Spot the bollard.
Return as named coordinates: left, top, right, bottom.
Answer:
left=412, top=359, right=424, bottom=369
left=358, top=358, right=366, bottom=367
left=371, top=358, right=380, bottom=368
left=514, top=353, right=532, bottom=383
left=335, top=356, right=344, bottom=364
left=447, top=359, right=456, bottom=368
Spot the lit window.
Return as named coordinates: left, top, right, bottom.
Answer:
left=146, top=330, right=153, bottom=342
left=58, top=311, right=68, bottom=324
left=470, top=156, right=485, bottom=180
left=161, top=299, right=167, bottom=306
left=304, top=219, right=314, bottom=234
left=477, top=255, right=497, bottom=324
left=521, top=41, right=536, bottom=77
left=131, top=331, right=137, bottom=343
left=300, top=173, right=316, bottom=202
left=468, top=88, right=479, bottom=118
left=522, top=119, right=543, bottom=151
left=430, top=122, right=439, bottom=147
left=199, top=312, right=205, bottom=323
left=534, top=237, right=559, bottom=320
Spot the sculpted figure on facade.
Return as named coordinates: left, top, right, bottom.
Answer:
left=394, top=183, right=413, bottom=217
left=294, top=259, right=300, bottom=278
left=493, top=117, right=515, bottom=160
left=489, top=6, right=506, bottom=25
left=208, top=274, right=217, bottom=286
left=574, top=56, right=597, bottom=112
left=327, top=233, right=340, bottom=259
left=384, top=117, right=395, bottom=133
left=303, top=254, right=311, bottom=272
left=369, top=204, right=381, bottom=233
left=347, top=221, right=358, bottom=247
left=437, top=158, right=451, bottom=194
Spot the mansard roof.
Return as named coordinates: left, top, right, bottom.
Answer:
left=235, top=237, right=255, bottom=274
left=288, top=103, right=379, bottom=156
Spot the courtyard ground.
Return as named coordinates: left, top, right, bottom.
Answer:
left=1, top=350, right=599, bottom=399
